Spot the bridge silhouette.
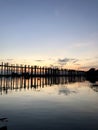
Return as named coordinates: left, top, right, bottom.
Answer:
left=0, top=62, right=85, bottom=77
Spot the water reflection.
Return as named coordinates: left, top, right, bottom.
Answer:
left=0, top=77, right=85, bottom=95
left=0, top=77, right=98, bottom=130
left=0, top=126, right=7, bottom=130
left=0, top=118, right=8, bottom=130
left=90, top=81, right=98, bottom=92
left=59, top=87, right=77, bottom=95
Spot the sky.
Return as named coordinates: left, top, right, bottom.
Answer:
left=0, top=0, right=98, bottom=70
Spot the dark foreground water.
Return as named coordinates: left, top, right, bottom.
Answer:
left=0, top=77, right=98, bottom=130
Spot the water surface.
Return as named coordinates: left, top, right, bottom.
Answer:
left=0, top=77, right=98, bottom=130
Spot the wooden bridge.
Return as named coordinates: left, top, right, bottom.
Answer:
left=0, top=62, right=85, bottom=77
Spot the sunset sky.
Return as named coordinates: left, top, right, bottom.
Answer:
left=0, top=0, right=98, bottom=70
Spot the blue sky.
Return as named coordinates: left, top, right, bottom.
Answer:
left=0, top=0, right=98, bottom=70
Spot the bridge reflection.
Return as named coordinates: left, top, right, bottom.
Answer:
left=0, top=118, right=8, bottom=130
left=0, top=77, right=85, bottom=95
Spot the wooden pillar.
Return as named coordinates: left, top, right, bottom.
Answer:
left=34, top=66, right=36, bottom=75
left=0, top=62, right=2, bottom=75
left=42, top=67, right=44, bottom=75
left=40, top=67, right=41, bottom=76
left=28, top=65, right=30, bottom=74
left=14, top=64, right=16, bottom=74
left=31, top=77, right=33, bottom=87
left=4, top=63, right=6, bottom=75
left=36, top=66, right=38, bottom=75
left=6, top=63, right=9, bottom=75
left=34, top=78, right=37, bottom=88
left=8, top=64, right=10, bottom=75
left=21, top=65, right=23, bottom=75
left=51, top=68, right=52, bottom=76
left=47, top=68, right=49, bottom=75
left=31, top=66, right=33, bottom=76
left=12, top=64, right=14, bottom=74
left=24, top=65, right=26, bottom=74
left=10, top=64, right=12, bottom=75
left=18, top=64, right=20, bottom=75
left=16, top=64, right=18, bottom=74
left=1, top=62, right=3, bottom=75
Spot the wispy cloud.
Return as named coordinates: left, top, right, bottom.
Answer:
left=52, top=57, right=80, bottom=69
left=57, top=57, right=79, bottom=65
left=34, top=60, right=44, bottom=62
left=72, top=59, right=79, bottom=63
left=58, top=58, right=71, bottom=63
left=6, top=59, right=14, bottom=61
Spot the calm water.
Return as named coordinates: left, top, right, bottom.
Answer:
left=0, top=77, right=98, bottom=130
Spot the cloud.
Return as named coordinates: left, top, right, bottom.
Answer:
left=58, top=58, right=71, bottom=63
left=34, top=60, right=44, bottom=62
left=6, top=59, right=13, bottom=61
left=57, top=57, right=79, bottom=66
left=72, top=59, right=79, bottom=63
left=49, top=64, right=59, bottom=68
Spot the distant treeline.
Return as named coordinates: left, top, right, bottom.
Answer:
left=86, top=68, right=98, bottom=77
left=86, top=68, right=98, bottom=83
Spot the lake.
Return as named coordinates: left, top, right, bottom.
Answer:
left=0, top=77, right=98, bottom=130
